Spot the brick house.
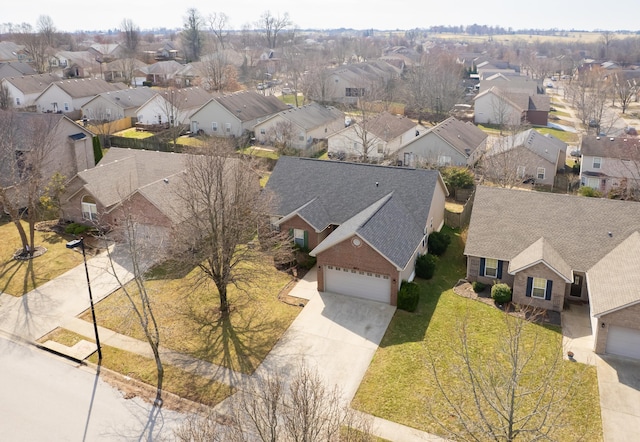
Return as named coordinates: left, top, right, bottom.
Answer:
left=465, top=186, right=640, bottom=359
left=264, top=157, right=448, bottom=305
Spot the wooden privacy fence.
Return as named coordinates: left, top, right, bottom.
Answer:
left=444, top=189, right=475, bottom=229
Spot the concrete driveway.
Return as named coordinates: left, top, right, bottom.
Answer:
left=562, top=302, right=596, bottom=365
left=597, top=355, right=640, bottom=442
left=256, top=266, right=396, bottom=402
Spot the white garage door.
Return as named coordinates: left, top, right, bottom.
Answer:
left=324, top=266, right=391, bottom=304
left=606, top=325, right=640, bottom=360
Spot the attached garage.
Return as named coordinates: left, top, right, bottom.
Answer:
left=324, top=265, right=391, bottom=303
left=605, top=326, right=640, bottom=360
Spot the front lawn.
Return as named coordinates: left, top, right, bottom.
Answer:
left=84, top=258, right=298, bottom=375
left=352, top=228, right=601, bottom=440
left=239, top=146, right=280, bottom=160
left=113, top=127, right=154, bottom=139
left=0, top=220, right=84, bottom=296
left=535, top=126, right=579, bottom=144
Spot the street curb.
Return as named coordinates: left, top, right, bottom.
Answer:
left=35, top=342, right=86, bottom=365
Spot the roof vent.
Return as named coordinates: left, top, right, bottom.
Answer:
left=608, top=232, right=613, bottom=237
left=163, top=178, right=169, bottom=183
left=375, top=181, right=379, bottom=187
left=596, top=136, right=600, bottom=140
left=610, top=137, right=614, bottom=141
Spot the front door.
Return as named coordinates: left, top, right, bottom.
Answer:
left=570, top=274, right=582, bottom=297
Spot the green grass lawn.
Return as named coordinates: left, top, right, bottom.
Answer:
left=352, top=228, right=601, bottom=441
left=239, top=146, right=280, bottom=160
left=535, top=127, right=579, bottom=144
left=279, top=94, right=304, bottom=106
left=113, top=128, right=154, bottom=139
left=83, top=257, right=298, bottom=375
left=0, top=220, right=84, bottom=296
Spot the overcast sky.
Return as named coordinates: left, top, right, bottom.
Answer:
left=2, top=1, right=636, bottom=33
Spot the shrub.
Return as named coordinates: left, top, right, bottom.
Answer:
left=415, top=253, right=437, bottom=279
left=427, top=231, right=451, bottom=256
left=64, top=223, right=90, bottom=235
left=491, top=283, right=512, bottom=304
left=398, top=281, right=420, bottom=312
left=578, top=186, right=602, bottom=198
left=472, top=281, right=486, bottom=293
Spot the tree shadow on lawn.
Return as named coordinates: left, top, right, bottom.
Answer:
left=180, top=292, right=283, bottom=376
left=0, top=258, right=23, bottom=295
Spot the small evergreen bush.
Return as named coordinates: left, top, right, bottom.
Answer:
left=415, top=254, right=437, bottom=279
left=491, top=283, right=512, bottom=304
left=428, top=231, right=451, bottom=256
left=472, top=281, right=486, bottom=293
left=64, top=223, right=90, bottom=235
left=398, top=281, right=420, bottom=312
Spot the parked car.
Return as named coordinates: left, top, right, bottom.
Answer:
left=281, top=87, right=292, bottom=95
left=570, top=150, right=581, bottom=157
left=624, top=126, right=638, bottom=135
left=589, top=119, right=599, bottom=128
left=256, top=83, right=266, bottom=90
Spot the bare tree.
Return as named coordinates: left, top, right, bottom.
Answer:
left=430, top=309, right=581, bottom=442
left=208, top=12, right=229, bottom=50
left=182, top=8, right=205, bottom=62
left=478, top=124, right=536, bottom=188
left=120, top=18, right=140, bottom=56
left=0, top=84, right=12, bottom=110
left=17, top=29, right=48, bottom=73
left=256, top=11, right=291, bottom=49
left=36, top=15, right=56, bottom=48
left=174, top=365, right=374, bottom=442
left=0, top=111, right=59, bottom=256
left=266, top=120, right=296, bottom=153
left=173, top=142, right=287, bottom=314
left=611, top=70, right=637, bottom=114
left=102, top=210, right=165, bottom=407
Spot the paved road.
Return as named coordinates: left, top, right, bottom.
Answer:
left=0, top=334, right=185, bottom=441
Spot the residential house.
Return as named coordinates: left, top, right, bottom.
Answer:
left=34, top=78, right=127, bottom=119
left=478, top=72, right=542, bottom=95
left=482, top=129, right=567, bottom=186
left=188, top=90, right=289, bottom=137
left=1, top=73, right=61, bottom=109
left=465, top=186, right=640, bottom=360
left=474, top=86, right=550, bottom=127
left=139, top=60, right=184, bottom=85
left=0, top=62, right=36, bottom=79
left=88, top=43, right=127, bottom=63
left=81, top=87, right=156, bottom=121
left=61, top=147, right=187, bottom=244
left=579, top=135, right=640, bottom=195
left=253, top=103, right=344, bottom=150
left=0, top=42, right=29, bottom=63
left=265, top=157, right=448, bottom=305
left=140, top=41, right=180, bottom=63
left=50, top=51, right=101, bottom=78
left=102, top=58, right=148, bottom=85
left=0, top=113, right=95, bottom=208
left=395, top=117, right=488, bottom=167
left=136, top=87, right=212, bottom=127
left=327, top=112, right=421, bottom=161
left=312, top=60, right=401, bottom=104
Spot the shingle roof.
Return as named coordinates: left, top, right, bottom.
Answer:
left=465, top=186, right=640, bottom=272
left=508, top=237, right=573, bottom=282
left=588, top=231, right=640, bottom=316
left=476, top=87, right=550, bottom=113
left=89, top=87, right=157, bottom=110
left=429, top=117, right=487, bottom=156
left=3, top=73, right=61, bottom=94
left=365, top=112, right=416, bottom=141
left=581, top=135, right=640, bottom=159
left=49, top=78, right=126, bottom=98
left=266, top=157, right=442, bottom=269
left=265, top=103, right=343, bottom=131
left=213, top=91, right=290, bottom=122
left=486, top=129, right=565, bottom=162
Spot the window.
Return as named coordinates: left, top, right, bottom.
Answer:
left=345, top=87, right=365, bottom=97
left=532, top=277, right=547, bottom=299
left=260, top=128, right=266, bottom=134
left=377, top=143, right=383, bottom=154
left=484, top=258, right=498, bottom=278
left=293, top=229, right=305, bottom=247
left=106, top=108, right=111, bottom=117
left=64, top=102, right=69, bottom=111
left=536, top=167, right=545, bottom=180
left=81, top=196, right=98, bottom=221
left=593, top=157, right=602, bottom=169
left=15, top=97, right=20, bottom=106
left=225, top=123, right=231, bottom=133
left=298, top=133, right=305, bottom=141
left=212, top=122, right=218, bottom=132
left=586, top=177, right=600, bottom=189
left=437, top=155, right=452, bottom=166
left=353, top=142, right=358, bottom=150
left=517, top=166, right=526, bottom=178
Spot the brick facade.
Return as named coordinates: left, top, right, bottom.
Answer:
left=316, top=235, right=400, bottom=306
left=278, top=215, right=333, bottom=250
left=594, top=303, right=640, bottom=354
left=466, top=256, right=515, bottom=287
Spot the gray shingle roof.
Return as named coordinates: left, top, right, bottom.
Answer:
left=588, top=231, right=640, bottom=316
left=2, top=73, right=61, bottom=94
left=266, top=157, right=442, bottom=269
left=91, top=87, right=157, bottom=110
left=365, top=112, right=416, bottom=141
left=581, top=135, right=640, bottom=158
left=429, top=117, right=487, bottom=156
left=508, top=237, right=573, bottom=281
left=486, top=129, right=565, bottom=162
left=214, top=91, right=290, bottom=122
left=50, top=78, right=126, bottom=98
left=465, top=186, right=640, bottom=272
left=267, top=103, right=343, bottom=131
